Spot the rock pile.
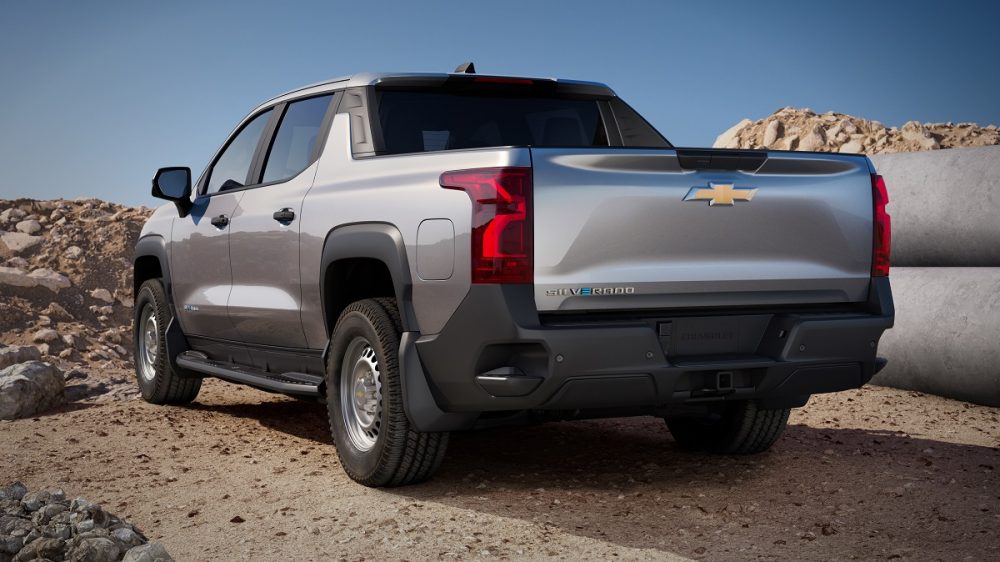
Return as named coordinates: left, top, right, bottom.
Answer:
left=713, top=107, right=1000, bottom=154
left=0, top=198, right=152, bottom=404
left=0, top=482, right=172, bottom=562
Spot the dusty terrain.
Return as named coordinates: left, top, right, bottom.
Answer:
left=1, top=376, right=998, bottom=561
left=714, top=108, right=1000, bottom=154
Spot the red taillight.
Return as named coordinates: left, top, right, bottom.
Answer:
left=872, top=174, right=891, bottom=277
left=441, top=167, right=533, bottom=284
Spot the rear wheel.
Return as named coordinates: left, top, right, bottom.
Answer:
left=133, top=279, right=201, bottom=404
left=326, top=298, right=448, bottom=487
left=665, top=400, right=790, bottom=454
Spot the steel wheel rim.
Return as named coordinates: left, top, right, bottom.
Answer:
left=340, top=337, right=383, bottom=451
left=137, top=304, right=158, bottom=381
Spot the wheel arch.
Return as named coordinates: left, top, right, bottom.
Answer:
left=133, top=235, right=172, bottom=302
left=320, top=222, right=417, bottom=335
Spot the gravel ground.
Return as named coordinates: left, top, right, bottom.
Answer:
left=1, top=375, right=998, bottom=561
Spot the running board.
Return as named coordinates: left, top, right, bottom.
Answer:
left=176, top=351, right=322, bottom=397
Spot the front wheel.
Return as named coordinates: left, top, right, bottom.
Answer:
left=133, top=279, right=202, bottom=404
left=326, top=298, right=448, bottom=487
left=665, top=400, right=790, bottom=454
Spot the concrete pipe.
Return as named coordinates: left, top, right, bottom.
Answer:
left=870, top=146, right=1000, bottom=267
left=872, top=267, right=1000, bottom=406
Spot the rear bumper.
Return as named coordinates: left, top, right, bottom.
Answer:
left=407, top=278, right=894, bottom=430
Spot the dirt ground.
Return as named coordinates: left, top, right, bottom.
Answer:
left=1, top=374, right=998, bottom=562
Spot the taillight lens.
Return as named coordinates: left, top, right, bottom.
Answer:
left=441, top=167, right=533, bottom=284
left=872, top=174, right=891, bottom=277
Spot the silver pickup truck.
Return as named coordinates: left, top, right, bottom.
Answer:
left=134, top=66, right=894, bottom=486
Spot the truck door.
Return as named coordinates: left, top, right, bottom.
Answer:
left=170, top=108, right=274, bottom=359
left=227, top=93, right=337, bottom=355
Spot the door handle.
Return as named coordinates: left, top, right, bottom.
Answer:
left=273, top=208, right=295, bottom=223
left=211, top=214, right=229, bottom=228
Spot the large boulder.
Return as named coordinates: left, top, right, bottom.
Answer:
left=0, top=266, right=70, bottom=292
left=123, top=542, right=174, bottom=562
left=14, top=219, right=41, bottom=234
left=0, top=361, right=64, bottom=420
left=713, top=118, right=752, bottom=149
left=0, top=346, right=40, bottom=370
left=0, top=231, right=42, bottom=253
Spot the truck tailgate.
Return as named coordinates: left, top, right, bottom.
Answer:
left=531, top=148, right=874, bottom=312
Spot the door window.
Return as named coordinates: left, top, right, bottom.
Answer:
left=205, top=109, right=273, bottom=194
left=261, top=95, right=333, bottom=184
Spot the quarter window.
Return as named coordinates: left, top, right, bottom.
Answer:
left=205, top=109, right=272, bottom=194
left=261, top=95, right=333, bottom=184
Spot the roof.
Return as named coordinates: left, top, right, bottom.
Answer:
left=254, top=72, right=616, bottom=112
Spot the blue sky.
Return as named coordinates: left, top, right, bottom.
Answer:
left=1, top=0, right=998, bottom=206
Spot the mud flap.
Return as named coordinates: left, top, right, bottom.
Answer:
left=398, top=331, right=477, bottom=432
left=164, top=317, right=200, bottom=378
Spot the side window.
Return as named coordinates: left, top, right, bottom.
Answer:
left=261, top=94, right=333, bottom=184
left=205, top=109, right=273, bottom=194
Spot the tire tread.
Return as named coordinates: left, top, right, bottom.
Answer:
left=327, top=298, right=448, bottom=487
left=666, top=400, right=789, bottom=455
left=134, top=279, right=201, bottom=405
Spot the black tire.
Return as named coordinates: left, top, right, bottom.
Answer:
left=133, top=279, right=202, bottom=404
left=326, top=298, right=449, bottom=487
left=665, top=400, right=790, bottom=454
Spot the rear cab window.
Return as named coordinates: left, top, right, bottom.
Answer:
left=370, top=80, right=670, bottom=156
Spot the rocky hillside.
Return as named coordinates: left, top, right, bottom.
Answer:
left=0, top=198, right=152, bottom=398
left=713, top=107, right=1000, bottom=154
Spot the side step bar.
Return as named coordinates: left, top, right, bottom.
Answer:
left=176, top=351, right=323, bottom=397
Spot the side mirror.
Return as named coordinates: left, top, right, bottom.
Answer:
left=152, top=167, right=193, bottom=217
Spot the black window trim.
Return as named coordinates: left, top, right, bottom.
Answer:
left=597, top=100, right=624, bottom=147
left=197, top=90, right=342, bottom=198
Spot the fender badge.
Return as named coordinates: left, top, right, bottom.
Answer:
left=684, top=182, right=757, bottom=206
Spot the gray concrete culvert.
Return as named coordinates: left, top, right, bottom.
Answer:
left=873, top=267, right=1000, bottom=406
left=871, top=146, right=1000, bottom=267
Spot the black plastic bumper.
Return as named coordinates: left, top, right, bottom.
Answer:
left=405, top=278, right=894, bottom=431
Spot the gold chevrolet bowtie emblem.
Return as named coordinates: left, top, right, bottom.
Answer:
left=684, top=182, right=757, bottom=206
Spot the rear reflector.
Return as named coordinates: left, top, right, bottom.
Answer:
left=441, top=167, right=533, bottom=284
left=872, top=174, right=891, bottom=277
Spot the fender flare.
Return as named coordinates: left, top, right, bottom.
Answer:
left=133, top=235, right=173, bottom=305
left=320, top=223, right=471, bottom=431
left=133, top=235, right=193, bottom=376
left=319, top=222, right=417, bottom=332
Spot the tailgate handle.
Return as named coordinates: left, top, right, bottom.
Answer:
left=676, top=148, right=766, bottom=171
